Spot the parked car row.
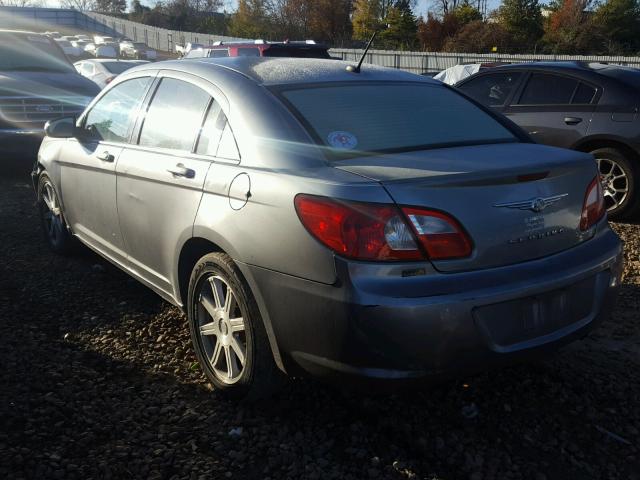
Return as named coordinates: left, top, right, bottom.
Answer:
left=180, top=40, right=332, bottom=60
left=44, top=31, right=157, bottom=61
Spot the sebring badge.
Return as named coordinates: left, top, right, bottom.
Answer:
left=493, top=193, right=568, bottom=213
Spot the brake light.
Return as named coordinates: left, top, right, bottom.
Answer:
left=580, top=176, right=605, bottom=230
left=294, top=195, right=473, bottom=262
left=105, top=76, right=116, bottom=84
left=294, top=195, right=422, bottom=261
left=402, top=207, right=473, bottom=259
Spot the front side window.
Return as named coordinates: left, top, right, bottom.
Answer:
left=139, top=78, right=210, bottom=151
left=458, top=72, right=522, bottom=107
left=278, top=82, right=517, bottom=158
left=84, top=77, right=151, bottom=143
left=518, top=74, right=579, bottom=105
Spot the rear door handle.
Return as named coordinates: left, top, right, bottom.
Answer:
left=96, top=151, right=114, bottom=162
left=167, top=163, right=195, bottom=179
left=564, top=116, right=582, bottom=125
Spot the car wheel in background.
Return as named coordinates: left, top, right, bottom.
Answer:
left=38, top=173, right=75, bottom=254
left=187, top=252, right=283, bottom=401
left=591, top=147, right=639, bottom=220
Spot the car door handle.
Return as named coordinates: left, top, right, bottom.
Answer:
left=167, top=163, right=195, bottom=179
left=96, top=151, right=115, bottom=162
left=564, top=117, right=583, bottom=125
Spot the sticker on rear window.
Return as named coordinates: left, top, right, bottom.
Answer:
left=327, top=131, right=358, bottom=150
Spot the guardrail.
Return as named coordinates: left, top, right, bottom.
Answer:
left=330, top=49, right=640, bottom=74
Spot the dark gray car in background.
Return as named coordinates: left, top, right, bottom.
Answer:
left=456, top=62, right=640, bottom=219
left=33, top=58, right=622, bottom=400
left=0, top=30, right=100, bottom=165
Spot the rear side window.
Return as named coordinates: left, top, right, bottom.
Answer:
left=279, top=83, right=517, bottom=157
left=458, top=72, right=522, bottom=106
left=210, top=49, right=229, bottom=58
left=238, top=47, right=260, bottom=57
left=518, top=74, right=578, bottom=105
left=572, top=83, right=597, bottom=104
left=139, top=78, right=210, bottom=151
left=84, top=77, right=151, bottom=143
left=196, top=101, right=224, bottom=156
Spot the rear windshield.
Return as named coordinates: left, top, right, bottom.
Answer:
left=590, top=64, right=640, bottom=90
left=0, top=33, right=73, bottom=73
left=102, top=62, right=141, bottom=73
left=277, top=82, right=517, bottom=157
left=264, top=46, right=331, bottom=59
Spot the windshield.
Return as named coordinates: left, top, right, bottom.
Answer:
left=103, top=61, right=143, bottom=73
left=134, top=43, right=147, bottom=49
left=277, top=82, right=517, bottom=157
left=0, top=33, right=74, bottom=73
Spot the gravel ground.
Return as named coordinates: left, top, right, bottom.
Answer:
left=1, top=173, right=639, bottom=480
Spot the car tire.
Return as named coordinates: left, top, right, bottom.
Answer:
left=591, top=147, right=639, bottom=220
left=187, top=252, right=283, bottom=401
left=37, top=172, right=75, bottom=255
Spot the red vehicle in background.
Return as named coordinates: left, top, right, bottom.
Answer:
left=182, top=40, right=332, bottom=60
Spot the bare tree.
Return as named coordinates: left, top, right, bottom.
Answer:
left=60, top=0, right=97, bottom=11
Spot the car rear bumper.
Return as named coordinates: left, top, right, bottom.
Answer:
left=244, top=223, right=623, bottom=384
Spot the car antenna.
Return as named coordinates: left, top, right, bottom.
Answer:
left=346, top=26, right=385, bottom=74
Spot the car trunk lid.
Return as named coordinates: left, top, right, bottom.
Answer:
left=334, top=143, right=598, bottom=273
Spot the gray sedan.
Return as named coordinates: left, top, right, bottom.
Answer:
left=33, top=58, right=622, bottom=400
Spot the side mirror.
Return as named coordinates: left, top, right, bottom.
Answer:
left=44, top=117, right=77, bottom=138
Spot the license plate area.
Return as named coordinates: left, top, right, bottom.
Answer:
left=473, top=274, right=601, bottom=352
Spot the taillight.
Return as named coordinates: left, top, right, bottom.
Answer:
left=294, top=195, right=473, bottom=262
left=402, top=207, right=473, bottom=260
left=294, top=195, right=421, bottom=261
left=105, top=76, right=116, bottom=84
left=580, top=176, right=605, bottom=231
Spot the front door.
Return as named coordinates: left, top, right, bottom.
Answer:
left=59, top=76, right=153, bottom=265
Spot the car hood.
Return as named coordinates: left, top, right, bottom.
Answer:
left=0, top=71, right=100, bottom=98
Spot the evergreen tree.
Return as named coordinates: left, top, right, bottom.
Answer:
left=352, top=0, right=381, bottom=40
left=498, top=0, right=543, bottom=50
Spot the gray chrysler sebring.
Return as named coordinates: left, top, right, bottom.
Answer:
left=33, top=57, right=623, bottom=400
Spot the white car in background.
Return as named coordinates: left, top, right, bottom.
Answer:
left=74, top=59, right=148, bottom=88
left=55, top=39, right=82, bottom=59
left=120, top=41, right=157, bottom=60
left=84, top=43, right=117, bottom=59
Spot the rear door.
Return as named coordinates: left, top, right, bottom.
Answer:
left=115, top=72, right=220, bottom=294
left=504, top=72, right=598, bottom=148
left=59, top=75, right=153, bottom=265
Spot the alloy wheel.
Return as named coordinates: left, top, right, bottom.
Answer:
left=41, top=180, right=65, bottom=246
left=597, top=157, right=629, bottom=212
left=196, top=275, right=247, bottom=384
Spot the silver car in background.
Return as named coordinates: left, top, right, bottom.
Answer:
left=74, top=59, right=149, bottom=88
left=33, top=58, right=622, bottom=400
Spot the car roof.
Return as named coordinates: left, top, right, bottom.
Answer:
left=136, top=57, right=435, bottom=86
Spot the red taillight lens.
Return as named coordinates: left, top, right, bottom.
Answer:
left=402, top=207, right=473, bottom=260
left=294, top=195, right=422, bottom=261
left=105, top=76, right=116, bottom=84
left=580, top=176, right=605, bottom=231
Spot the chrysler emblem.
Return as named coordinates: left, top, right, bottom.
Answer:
left=494, top=193, right=568, bottom=212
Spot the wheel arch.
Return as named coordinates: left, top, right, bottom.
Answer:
left=573, top=136, right=640, bottom=164
left=176, top=235, right=287, bottom=373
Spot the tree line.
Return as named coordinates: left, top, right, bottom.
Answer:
left=45, top=0, right=640, bottom=55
